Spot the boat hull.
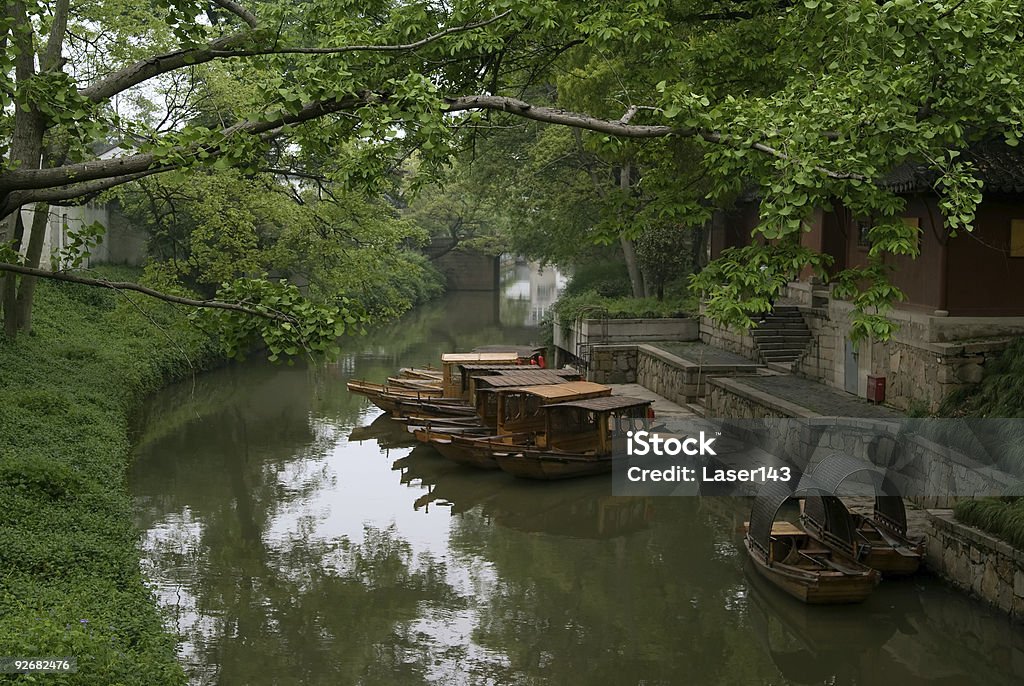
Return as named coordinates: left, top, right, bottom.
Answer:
left=743, top=536, right=878, bottom=604
left=494, top=451, right=610, bottom=480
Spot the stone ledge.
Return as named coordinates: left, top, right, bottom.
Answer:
left=928, top=510, right=1024, bottom=566
left=706, top=376, right=820, bottom=419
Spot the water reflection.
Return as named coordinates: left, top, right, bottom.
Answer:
left=131, top=265, right=1024, bottom=685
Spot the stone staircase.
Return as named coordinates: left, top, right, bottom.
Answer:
left=750, top=306, right=812, bottom=368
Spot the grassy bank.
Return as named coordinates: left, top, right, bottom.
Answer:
left=0, top=269, right=219, bottom=685
left=955, top=498, right=1024, bottom=550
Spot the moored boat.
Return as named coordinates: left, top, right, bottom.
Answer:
left=801, top=496, right=924, bottom=576
left=744, top=481, right=880, bottom=604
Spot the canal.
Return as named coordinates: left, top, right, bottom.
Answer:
left=130, top=266, right=1024, bottom=685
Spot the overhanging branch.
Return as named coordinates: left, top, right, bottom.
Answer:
left=0, top=262, right=300, bottom=324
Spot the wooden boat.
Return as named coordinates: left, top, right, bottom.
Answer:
left=386, top=376, right=443, bottom=391
left=397, top=367, right=443, bottom=380
left=471, top=392, right=654, bottom=480
left=346, top=379, right=443, bottom=410
left=744, top=481, right=880, bottom=604
left=798, top=452, right=923, bottom=576
left=801, top=496, right=924, bottom=576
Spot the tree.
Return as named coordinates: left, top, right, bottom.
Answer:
left=2, top=0, right=1022, bottom=344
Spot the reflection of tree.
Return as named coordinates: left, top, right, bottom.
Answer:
left=444, top=499, right=776, bottom=685
left=135, top=398, right=459, bottom=684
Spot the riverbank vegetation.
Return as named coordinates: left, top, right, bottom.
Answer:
left=955, top=498, right=1024, bottom=550
left=939, top=338, right=1024, bottom=418
left=0, top=268, right=216, bottom=685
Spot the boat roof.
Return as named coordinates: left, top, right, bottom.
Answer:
left=442, top=352, right=520, bottom=363
left=547, top=396, right=652, bottom=412
left=500, top=381, right=611, bottom=400
left=805, top=451, right=907, bottom=534
left=475, top=371, right=582, bottom=388
left=748, top=479, right=856, bottom=555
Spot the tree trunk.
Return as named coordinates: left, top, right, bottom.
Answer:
left=619, top=162, right=644, bottom=298
left=14, top=203, right=51, bottom=332
left=620, top=235, right=644, bottom=299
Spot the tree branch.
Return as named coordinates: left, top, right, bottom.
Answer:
left=211, top=0, right=258, bottom=29
left=42, top=0, right=70, bottom=70
left=0, top=262, right=301, bottom=324
left=445, top=95, right=868, bottom=181
left=80, top=10, right=511, bottom=103
left=1, top=95, right=363, bottom=195
left=208, top=10, right=512, bottom=58
left=11, top=167, right=173, bottom=207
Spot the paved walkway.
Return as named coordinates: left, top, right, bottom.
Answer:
left=649, top=341, right=756, bottom=366
left=607, top=383, right=696, bottom=419
left=736, top=374, right=904, bottom=418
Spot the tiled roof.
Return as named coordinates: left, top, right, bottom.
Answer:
left=883, top=140, right=1024, bottom=195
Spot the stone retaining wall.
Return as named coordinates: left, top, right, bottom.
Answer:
left=926, top=510, right=1024, bottom=622
left=553, top=315, right=698, bottom=363
left=699, top=314, right=758, bottom=360
left=705, top=376, right=817, bottom=419
left=587, top=345, right=638, bottom=384
left=589, top=344, right=760, bottom=402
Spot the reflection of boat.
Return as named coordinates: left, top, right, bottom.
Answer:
left=348, top=413, right=418, bottom=449
left=744, top=481, right=880, bottom=604
left=801, top=496, right=924, bottom=577
left=744, top=556, right=896, bottom=685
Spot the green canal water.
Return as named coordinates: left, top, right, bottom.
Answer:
left=130, top=270, right=1024, bottom=685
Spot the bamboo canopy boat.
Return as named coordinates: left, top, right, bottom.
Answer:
left=798, top=453, right=924, bottom=576
left=744, top=480, right=880, bottom=604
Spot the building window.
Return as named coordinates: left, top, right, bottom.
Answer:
left=1012, top=219, right=1024, bottom=257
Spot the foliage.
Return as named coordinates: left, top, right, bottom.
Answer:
left=0, top=269, right=219, bottom=686
left=553, top=290, right=695, bottom=326
left=690, top=242, right=832, bottom=331
left=5, top=0, right=1024, bottom=338
left=955, top=497, right=1024, bottom=551
left=939, top=338, right=1024, bottom=418
left=561, top=257, right=633, bottom=299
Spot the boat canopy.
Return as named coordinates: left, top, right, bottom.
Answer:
left=748, top=479, right=857, bottom=557
left=805, top=452, right=908, bottom=535
left=550, top=396, right=652, bottom=413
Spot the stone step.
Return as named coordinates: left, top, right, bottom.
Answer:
left=754, top=324, right=809, bottom=333
left=761, top=354, right=798, bottom=364
left=765, top=361, right=796, bottom=373
left=760, top=349, right=805, bottom=360
left=684, top=401, right=707, bottom=418
left=749, top=333, right=812, bottom=343
left=756, top=341, right=809, bottom=351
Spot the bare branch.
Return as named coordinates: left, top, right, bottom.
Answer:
left=0, top=262, right=301, bottom=324
left=211, top=0, right=259, bottom=29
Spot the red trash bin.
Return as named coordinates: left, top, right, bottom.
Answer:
left=866, top=375, right=886, bottom=403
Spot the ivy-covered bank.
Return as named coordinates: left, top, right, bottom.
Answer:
left=0, top=272, right=219, bottom=685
